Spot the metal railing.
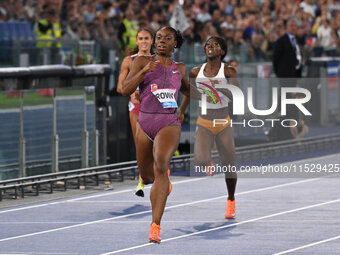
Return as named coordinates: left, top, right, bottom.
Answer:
left=0, top=64, right=112, bottom=179
left=1, top=132, right=339, bottom=201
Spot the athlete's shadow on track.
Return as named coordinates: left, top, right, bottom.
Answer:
left=174, top=221, right=243, bottom=240
left=109, top=204, right=151, bottom=219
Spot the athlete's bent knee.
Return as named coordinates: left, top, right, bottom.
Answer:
left=141, top=175, right=154, bottom=184
left=153, top=157, right=169, bottom=176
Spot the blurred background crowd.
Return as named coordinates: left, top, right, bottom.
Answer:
left=1, top=0, right=340, bottom=62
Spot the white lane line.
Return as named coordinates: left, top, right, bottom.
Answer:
left=0, top=177, right=326, bottom=242
left=273, top=235, right=340, bottom=255
left=0, top=177, right=209, bottom=214
left=100, top=198, right=340, bottom=255
left=0, top=220, right=231, bottom=224
left=0, top=253, right=76, bottom=255
left=2, top=219, right=340, bottom=225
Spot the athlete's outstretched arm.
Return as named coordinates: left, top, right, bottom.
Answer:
left=122, top=57, right=160, bottom=96
left=116, top=56, right=132, bottom=94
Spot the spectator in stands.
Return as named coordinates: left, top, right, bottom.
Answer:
left=220, top=14, right=235, bottom=31
left=262, top=18, right=274, bottom=36
left=229, top=29, right=245, bottom=58
left=222, top=0, right=236, bottom=16
left=314, top=18, right=338, bottom=56
left=197, top=3, right=211, bottom=23
left=208, top=0, right=220, bottom=15
left=228, top=59, right=239, bottom=72
left=233, top=6, right=244, bottom=29
left=0, top=6, right=6, bottom=21
left=63, top=17, right=90, bottom=41
left=190, top=0, right=201, bottom=17
left=23, top=0, right=38, bottom=24
left=327, top=0, right=340, bottom=17
left=296, top=24, right=311, bottom=60
left=260, top=1, right=271, bottom=17
left=45, top=0, right=63, bottom=13
left=138, top=16, right=150, bottom=30
left=8, top=0, right=26, bottom=21
left=118, top=2, right=139, bottom=54
left=150, top=9, right=162, bottom=32
left=83, top=1, right=97, bottom=25
left=182, top=18, right=196, bottom=45
left=96, top=1, right=114, bottom=25
left=88, top=17, right=103, bottom=41
left=63, top=18, right=80, bottom=41
left=300, top=0, right=318, bottom=19
left=273, top=19, right=302, bottom=81
left=222, top=27, right=234, bottom=47
left=274, top=19, right=285, bottom=40
left=211, top=9, right=223, bottom=36
left=243, top=16, right=256, bottom=42
left=35, top=6, right=62, bottom=50
left=262, top=31, right=276, bottom=60
left=273, top=18, right=303, bottom=105
left=196, top=20, right=219, bottom=43
left=248, top=33, right=266, bottom=61
left=301, top=9, right=315, bottom=35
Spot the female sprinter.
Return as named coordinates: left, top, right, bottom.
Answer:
left=117, top=28, right=154, bottom=197
left=190, top=37, right=239, bottom=219
left=122, top=27, right=190, bottom=243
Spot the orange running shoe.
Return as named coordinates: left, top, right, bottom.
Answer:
left=168, top=169, right=172, bottom=195
left=206, top=161, right=215, bottom=176
left=224, top=200, right=236, bottom=219
left=149, top=222, right=161, bottom=243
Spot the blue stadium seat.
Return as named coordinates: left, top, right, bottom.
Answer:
left=0, top=22, right=10, bottom=41
left=15, top=22, right=26, bottom=40
left=0, top=22, right=12, bottom=62
left=22, top=22, right=34, bottom=40
left=18, top=22, right=37, bottom=63
left=0, top=22, right=36, bottom=64
left=7, top=22, right=19, bottom=41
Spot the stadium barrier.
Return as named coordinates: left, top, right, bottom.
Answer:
left=0, top=64, right=111, bottom=180
left=305, top=57, right=340, bottom=125
left=1, top=132, right=339, bottom=201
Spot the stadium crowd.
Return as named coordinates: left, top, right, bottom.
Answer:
left=1, top=0, right=340, bottom=62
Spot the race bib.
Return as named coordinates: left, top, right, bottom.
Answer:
left=152, top=88, right=178, bottom=108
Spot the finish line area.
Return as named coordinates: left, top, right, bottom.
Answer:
left=0, top=153, right=339, bottom=255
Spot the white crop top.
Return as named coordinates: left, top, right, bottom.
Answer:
left=196, top=63, right=231, bottom=109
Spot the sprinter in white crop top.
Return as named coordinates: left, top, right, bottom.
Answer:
left=189, top=36, right=239, bottom=219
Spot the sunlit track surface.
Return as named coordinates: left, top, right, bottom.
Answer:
left=0, top=154, right=339, bottom=255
